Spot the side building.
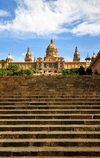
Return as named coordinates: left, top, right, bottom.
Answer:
left=0, top=39, right=93, bottom=73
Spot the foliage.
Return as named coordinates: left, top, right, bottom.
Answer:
left=0, top=68, right=7, bottom=76
left=31, top=68, right=40, bottom=74
left=7, top=64, right=20, bottom=71
left=78, top=66, right=86, bottom=75
left=62, top=68, right=79, bottom=75
left=94, top=70, right=99, bottom=75
left=6, top=64, right=21, bottom=76
left=86, top=68, right=92, bottom=75
left=0, top=64, right=39, bottom=76
left=62, top=66, right=86, bottom=75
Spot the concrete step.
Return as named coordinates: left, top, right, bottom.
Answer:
left=0, top=146, right=100, bottom=157
left=0, top=138, right=100, bottom=147
left=0, top=102, right=100, bottom=106
left=0, top=105, right=100, bottom=110
left=0, top=98, right=100, bottom=102
left=1, top=92, right=99, bottom=95
left=0, top=131, right=100, bottom=139
left=0, top=109, right=100, bottom=114
left=0, top=114, right=98, bottom=119
left=0, top=124, right=100, bottom=131
left=1, top=157, right=100, bottom=158
left=0, top=114, right=99, bottom=119
left=0, top=95, right=100, bottom=98
left=0, top=119, right=99, bottom=125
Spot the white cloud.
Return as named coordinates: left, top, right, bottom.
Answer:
left=0, top=0, right=100, bottom=37
left=71, top=22, right=100, bottom=36
left=0, top=10, right=10, bottom=17
left=22, top=53, right=26, bottom=56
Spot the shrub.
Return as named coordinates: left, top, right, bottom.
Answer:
left=13, top=69, right=33, bottom=76
left=86, top=68, right=92, bottom=75
left=0, top=68, right=7, bottom=76
left=78, top=66, right=86, bottom=75
left=7, top=64, right=20, bottom=71
left=62, top=68, right=79, bottom=75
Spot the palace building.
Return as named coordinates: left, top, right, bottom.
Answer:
left=0, top=39, right=98, bottom=74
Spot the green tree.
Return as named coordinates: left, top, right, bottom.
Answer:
left=78, top=66, right=86, bottom=75
left=86, top=68, right=92, bottom=75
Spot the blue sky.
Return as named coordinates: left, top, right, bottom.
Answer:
left=0, top=0, right=100, bottom=62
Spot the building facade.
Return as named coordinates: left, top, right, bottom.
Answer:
left=0, top=39, right=96, bottom=73
left=89, top=51, right=100, bottom=74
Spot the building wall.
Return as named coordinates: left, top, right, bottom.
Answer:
left=90, top=61, right=100, bottom=74
left=11, top=62, right=36, bottom=69
left=64, top=62, right=89, bottom=70
left=0, top=60, right=90, bottom=73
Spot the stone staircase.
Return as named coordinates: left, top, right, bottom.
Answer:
left=0, top=75, right=100, bottom=158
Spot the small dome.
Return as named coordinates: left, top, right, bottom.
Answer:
left=92, top=52, right=96, bottom=59
left=91, top=52, right=96, bottom=62
left=6, top=53, right=13, bottom=60
left=6, top=53, right=13, bottom=62
left=85, top=56, right=91, bottom=61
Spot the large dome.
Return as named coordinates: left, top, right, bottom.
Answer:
left=46, top=39, right=58, bottom=57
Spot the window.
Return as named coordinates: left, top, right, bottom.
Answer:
left=54, top=64, right=57, bottom=69
left=44, top=64, right=46, bottom=68
left=49, top=63, right=52, bottom=68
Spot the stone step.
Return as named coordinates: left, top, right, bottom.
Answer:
left=1, top=157, right=100, bottom=158
left=0, top=114, right=99, bottom=119
left=0, top=131, right=100, bottom=139
left=0, top=101, right=100, bottom=105
left=2, top=90, right=97, bottom=93
left=0, top=95, right=100, bottom=98
left=0, top=119, right=99, bottom=125
left=0, top=105, right=100, bottom=110
left=0, top=89, right=100, bottom=92
left=0, top=146, right=100, bottom=157
left=0, top=98, right=100, bottom=102
left=0, top=109, right=100, bottom=114
left=0, top=138, right=100, bottom=147
left=1, top=91, right=100, bottom=95
left=0, top=124, right=100, bottom=131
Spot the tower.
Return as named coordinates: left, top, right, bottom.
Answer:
left=25, top=47, right=32, bottom=62
left=73, top=47, right=80, bottom=62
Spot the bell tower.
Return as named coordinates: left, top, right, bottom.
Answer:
left=25, top=47, right=32, bottom=62
left=73, top=47, right=80, bottom=62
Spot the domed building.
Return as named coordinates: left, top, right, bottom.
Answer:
left=6, top=54, right=13, bottom=62
left=46, top=39, right=58, bottom=57
left=35, top=39, right=65, bottom=73
left=0, top=39, right=93, bottom=73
